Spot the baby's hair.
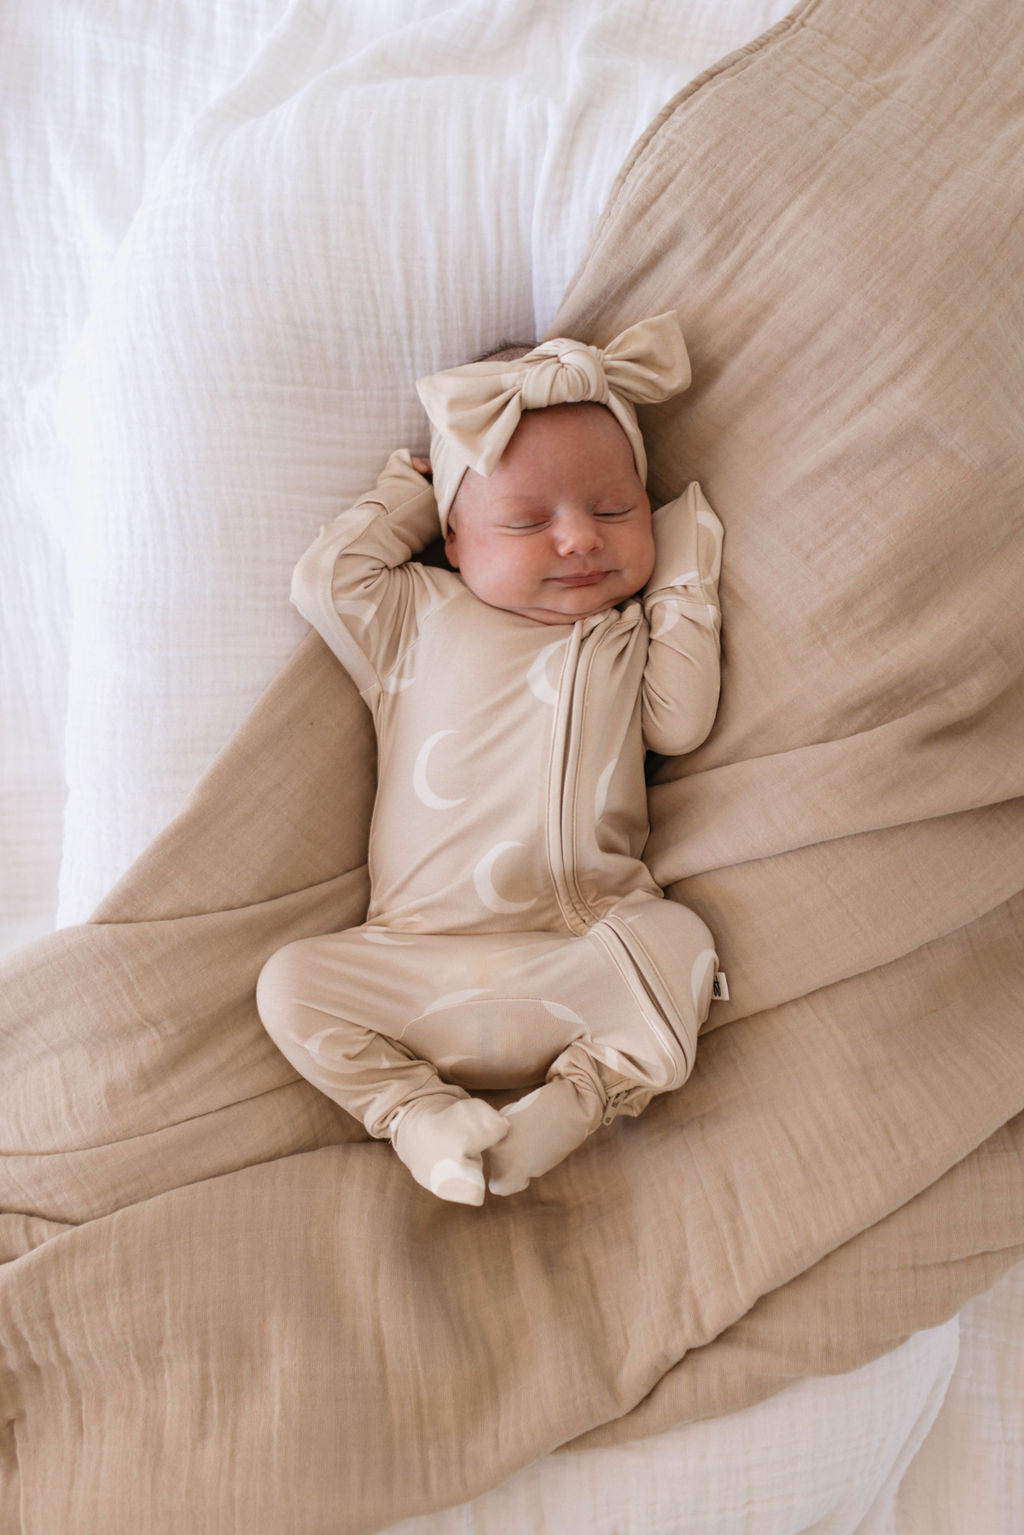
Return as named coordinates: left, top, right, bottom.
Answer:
left=472, top=339, right=538, bottom=363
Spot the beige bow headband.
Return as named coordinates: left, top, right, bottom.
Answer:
left=415, top=312, right=691, bottom=530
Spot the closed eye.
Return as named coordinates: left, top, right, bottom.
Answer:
left=595, top=508, right=631, bottom=519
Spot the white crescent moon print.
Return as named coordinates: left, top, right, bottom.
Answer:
left=335, top=598, right=379, bottom=626
left=541, top=1000, right=585, bottom=1026
left=649, top=599, right=682, bottom=639
left=420, top=989, right=491, bottom=1016
left=381, top=655, right=416, bottom=693
left=302, top=1026, right=346, bottom=1057
left=473, top=842, right=534, bottom=915
left=412, top=730, right=466, bottom=810
left=594, top=758, right=618, bottom=822
left=526, top=639, right=567, bottom=704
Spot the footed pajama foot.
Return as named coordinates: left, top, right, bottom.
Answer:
left=392, top=1095, right=510, bottom=1206
left=486, top=1076, right=605, bottom=1196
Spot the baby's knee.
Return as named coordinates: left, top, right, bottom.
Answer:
left=551, top=987, right=701, bottom=1114
left=255, top=938, right=315, bottom=1038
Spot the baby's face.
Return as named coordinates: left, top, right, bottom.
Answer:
left=443, top=403, right=655, bottom=626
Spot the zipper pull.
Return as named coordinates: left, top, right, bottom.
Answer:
left=602, top=1090, right=629, bottom=1126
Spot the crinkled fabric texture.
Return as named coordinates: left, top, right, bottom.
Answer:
left=2, top=0, right=1024, bottom=1532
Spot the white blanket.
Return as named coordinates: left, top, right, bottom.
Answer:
left=2, top=2, right=1021, bottom=1530
left=2, top=0, right=284, bottom=950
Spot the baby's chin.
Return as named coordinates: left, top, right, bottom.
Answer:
left=470, top=585, right=637, bottom=626
left=529, top=571, right=648, bottom=622
left=455, top=568, right=644, bottom=624
left=517, top=597, right=620, bottom=625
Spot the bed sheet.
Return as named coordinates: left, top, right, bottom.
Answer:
left=1, top=0, right=285, bottom=953
left=376, top=1263, right=1024, bottom=1534
left=2, top=1, right=1021, bottom=1530
left=379, top=1322, right=962, bottom=1535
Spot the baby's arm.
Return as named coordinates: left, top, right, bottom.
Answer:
left=290, top=450, right=442, bottom=705
left=640, top=482, right=724, bottom=755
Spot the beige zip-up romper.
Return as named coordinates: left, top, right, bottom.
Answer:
left=257, top=452, right=724, bottom=1142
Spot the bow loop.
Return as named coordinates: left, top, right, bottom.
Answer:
left=600, top=317, right=691, bottom=405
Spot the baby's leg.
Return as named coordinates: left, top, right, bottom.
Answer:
left=256, top=936, right=508, bottom=1206
left=487, top=895, right=717, bottom=1195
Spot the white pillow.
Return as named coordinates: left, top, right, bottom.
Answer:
left=0, top=0, right=283, bottom=954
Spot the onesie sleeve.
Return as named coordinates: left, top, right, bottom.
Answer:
left=640, top=481, right=724, bottom=756
left=290, top=449, right=445, bottom=709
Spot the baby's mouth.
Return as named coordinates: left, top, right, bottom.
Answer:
left=550, top=571, right=607, bottom=587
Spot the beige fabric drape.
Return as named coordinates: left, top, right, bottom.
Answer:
left=2, top=0, right=1023, bottom=1529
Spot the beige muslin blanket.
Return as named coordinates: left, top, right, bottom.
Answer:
left=2, top=0, right=1023, bottom=1529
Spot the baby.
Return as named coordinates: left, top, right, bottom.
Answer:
left=256, top=312, right=725, bottom=1205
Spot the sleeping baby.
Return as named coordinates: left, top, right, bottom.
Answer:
left=256, top=312, right=725, bottom=1205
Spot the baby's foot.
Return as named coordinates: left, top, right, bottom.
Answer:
left=486, top=1076, right=605, bottom=1196
left=392, top=1095, right=510, bottom=1206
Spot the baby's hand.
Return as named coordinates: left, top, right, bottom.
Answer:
left=411, top=456, right=432, bottom=480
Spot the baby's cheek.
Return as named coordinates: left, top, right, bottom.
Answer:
left=628, top=533, right=656, bottom=590
left=501, top=545, right=542, bottom=589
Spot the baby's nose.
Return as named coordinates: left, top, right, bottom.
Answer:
left=554, top=512, right=602, bottom=555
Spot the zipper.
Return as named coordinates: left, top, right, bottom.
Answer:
left=588, top=916, right=690, bottom=1089
left=544, top=620, right=598, bottom=935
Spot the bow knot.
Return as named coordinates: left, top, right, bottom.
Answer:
left=520, top=341, right=610, bottom=410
